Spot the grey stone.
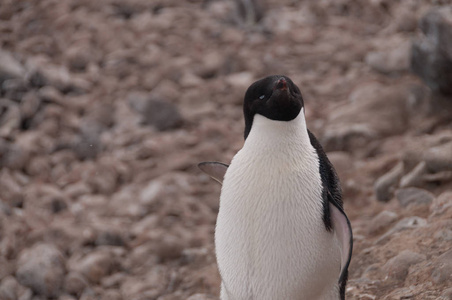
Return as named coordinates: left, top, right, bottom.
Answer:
left=0, top=276, right=18, bottom=300
left=376, top=217, right=427, bottom=245
left=72, top=132, right=102, bottom=161
left=395, top=187, right=434, bottom=208
left=383, top=250, right=425, bottom=282
left=431, top=249, right=452, bottom=284
left=16, top=243, right=66, bottom=297
left=95, top=231, right=126, bottom=247
left=128, top=92, right=183, bottom=131
left=441, top=287, right=452, bottom=300
left=73, top=249, right=119, bottom=284
left=430, top=191, right=452, bottom=215
left=140, top=180, right=164, bottom=205
left=187, top=294, right=216, bottom=300
left=368, top=210, right=398, bottom=235
left=411, top=6, right=452, bottom=95
left=0, top=50, right=26, bottom=83
left=365, top=40, right=411, bottom=74
left=374, top=162, right=404, bottom=202
left=323, top=83, right=417, bottom=151
left=0, top=98, right=20, bottom=137
left=2, top=78, right=28, bottom=102
left=400, top=161, right=427, bottom=188
left=424, top=141, right=452, bottom=173
left=155, top=235, right=184, bottom=262
left=64, top=272, right=88, bottom=297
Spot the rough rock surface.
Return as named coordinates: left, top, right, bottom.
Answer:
left=0, top=1, right=451, bottom=299
left=411, top=6, right=452, bottom=95
left=15, top=243, right=66, bottom=297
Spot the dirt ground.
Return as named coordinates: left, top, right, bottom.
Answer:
left=0, top=0, right=451, bottom=299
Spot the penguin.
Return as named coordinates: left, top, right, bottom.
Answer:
left=199, top=75, right=353, bottom=300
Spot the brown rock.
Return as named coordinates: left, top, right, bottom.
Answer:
left=383, top=250, right=425, bottom=282
left=16, top=243, right=66, bottom=297
left=376, top=217, right=427, bottom=245
left=400, top=161, right=427, bottom=188
left=100, top=289, right=122, bottom=300
left=155, top=235, right=185, bottom=262
left=0, top=98, right=20, bottom=137
left=441, top=287, right=452, bottom=300
left=412, top=6, right=452, bottom=95
left=128, top=92, right=183, bottom=131
left=323, top=83, right=418, bottom=151
left=365, top=40, right=411, bottom=74
left=95, top=231, right=126, bottom=247
left=374, top=162, right=404, bottom=202
left=395, top=187, right=434, bottom=208
left=0, top=170, right=23, bottom=208
left=368, top=210, right=398, bottom=235
left=0, top=276, right=18, bottom=300
left=0, top=50, right=26, bottom=82
left=430, top=191, right=452, bottom=215
left=431, top=249, right=452, bottom=284
left=64, top=272, right=88, bottom=297
left=139, top=180, right=164, bottom=206
left=187, top=294, right=216, bottom=300
left=73, top=249, right=119, bottom=284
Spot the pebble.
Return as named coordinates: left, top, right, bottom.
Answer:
left=0, top=98, right=21, bottom=137
left=424, top=141, right=452, bottom=173
left=155, top=235, right=185, bottom=262
left=95, top=231, right=126, bottom=247
left=225, top=72, right=254, bottom=92
left=0, top=276, right=18, bottom=300
left=411, top=6, right=452, bottom=95
left=382, top=250, right=425, bottom=282
left=395, top=187, right=434, bottom=208
left=374, top=162, right=404, bottom=202
left=323, top=83, right=413, bottom=151
left=73, top=249, right=119, bottom=284
left=64, top=272, right=88, bottom=297
left=441, top=287, right=452, bottom=300
left=400, top=161, right=427, bottom=188
left=139, top=180, right=164, bottom=206
left=367, top=210, right=398, bottom=235
left=430, top=191, right=452, bottom=215
left=431, top=249, right=452, bottom=284
left=365, top=40, right=411, bottom=74
left=0, top=50, right=26, bottom=81
left=16, top=243, right=66, bottom=297
left=128, top=93, right=183, bottom=131
left=376, top=217, right=427, bottom=245
left=187, top=294, right=216, bottom=300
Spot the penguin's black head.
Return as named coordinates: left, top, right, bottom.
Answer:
left=243, top=75, right=304, bottom=139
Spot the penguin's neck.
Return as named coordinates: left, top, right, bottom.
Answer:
left=245, top=109, right=311, bottom=153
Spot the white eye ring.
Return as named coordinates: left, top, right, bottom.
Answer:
left=259, top=95, right=265, bottom=100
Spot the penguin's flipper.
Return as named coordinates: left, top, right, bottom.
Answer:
left=198, top=162, right=229, bottom=184
left=329, top=201, right=353, bottom=285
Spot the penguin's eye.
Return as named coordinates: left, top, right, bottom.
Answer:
left=259, top=95, right=265, bottom=100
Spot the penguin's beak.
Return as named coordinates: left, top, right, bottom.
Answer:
left=274, top=78, right=288, bottom=91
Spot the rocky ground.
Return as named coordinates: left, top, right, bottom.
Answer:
left=0, top=0, right=451, bottom=299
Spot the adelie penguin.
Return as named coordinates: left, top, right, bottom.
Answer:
left=199, top=75, right=353, bottom=300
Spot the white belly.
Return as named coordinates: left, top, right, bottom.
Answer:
left=215, top=115, right=341, bottom=300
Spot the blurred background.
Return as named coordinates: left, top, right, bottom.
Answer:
left=0, top=0, right=451, bottom=299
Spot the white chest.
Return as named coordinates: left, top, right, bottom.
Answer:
left=215, top=113, right=341, bottom=300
